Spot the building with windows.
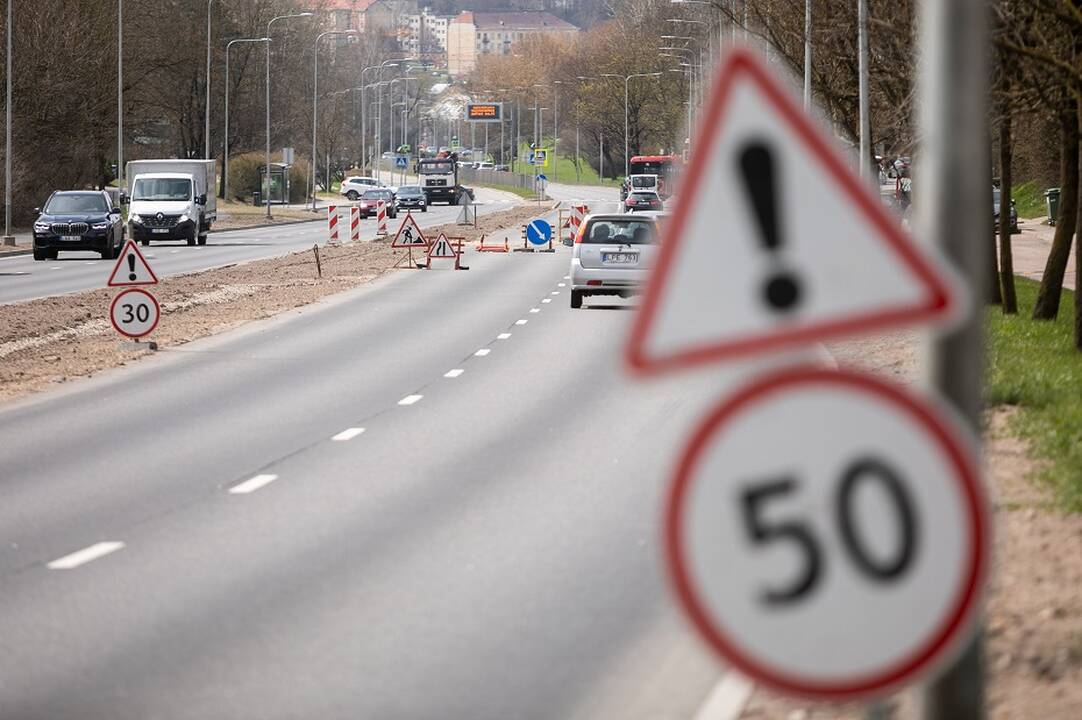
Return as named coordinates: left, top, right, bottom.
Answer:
left=446, top=11, right=578, bottom=76
left=400, top=7, right=452, bottom=63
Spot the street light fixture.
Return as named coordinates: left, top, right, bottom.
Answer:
left=360, top=59, right=400, bottom=173
left=224, top=37, right=270, bottom=202
left=310, top=29, right=358, bottom=211
left=265, top=11, right=313, bottom=218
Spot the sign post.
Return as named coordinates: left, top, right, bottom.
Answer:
left=107, top=240, right=160, bottom=348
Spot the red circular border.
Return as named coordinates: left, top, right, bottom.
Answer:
left=666, top=367, right=989, bottom=700
left=109, top=288, right=161, bottom=339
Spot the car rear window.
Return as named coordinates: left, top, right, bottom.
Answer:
left=631, top=177, right=656, bottom=188
left=363, top=189, right=391, bottom=199
left=582, top=219, right=657, bottom=245
left=629, top=192, right=659, bottom=201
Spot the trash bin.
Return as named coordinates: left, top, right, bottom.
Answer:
left=1045, top=187, right=1060, bottom=226
left=252, top=191, right=262, bottom=207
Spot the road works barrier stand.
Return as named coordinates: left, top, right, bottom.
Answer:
left=624, top=47, right=989, bottom=718
left=349, top=206, right=360, bottom=243
left=376, top=200, right=388, bottom=236
left=476, top=233, right=510, bottom=253
left=514, top=218, right=554, bottom=253
left=390, top=212, right=428, bottom=269
left=327, top=204, right=339, bottom=244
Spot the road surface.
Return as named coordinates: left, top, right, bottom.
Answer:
left=0, top=205, right=766, bottom=718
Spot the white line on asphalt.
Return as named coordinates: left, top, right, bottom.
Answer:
left=444, top=368, right=465, bottom=378
left=563, top=275, right=570, bottom=279
left=50, top=266, right=61, bottom=270
left=84, top=261, right=95, bottom=265
left=558, top=283, right=566, bottom=287
left=474, top=348, right=491, bottom=356
left=497, top=333, right=511, bottom=340
left=515, top=319, right=528, bottom=325
left=692, top=673, right=754, bottom=720
left=399, top=394, right=423, bottom=406
left=170, top=249, right=180, bottom=254
left=551, top=291, right=560, bottom=295
left=229, top=474, right=279, bottom=494
left=529, top=308, right=540, bottom=313
left=331, top=427, right=365, bottom=441
left=47, top=541, right=125, bottom=570
left=542, top=298, right=552, bottom=304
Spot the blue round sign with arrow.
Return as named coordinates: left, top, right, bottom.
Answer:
left=526, top=219, right=552, bottom=246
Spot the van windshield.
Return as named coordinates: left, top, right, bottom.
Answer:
left=582, top=219, right=657, bottom=245
left=133, top=178, right=192, bottom=201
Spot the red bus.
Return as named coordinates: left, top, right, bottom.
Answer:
left=626, top=155, right=682, bottom=199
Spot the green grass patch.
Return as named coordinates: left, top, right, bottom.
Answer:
left=1012, top=180, right=1048, bottom=220
left=509, top=142, right=622, bottom=187
left=472, top=182, right=547, bottom=202
left=986, top=277, right=1082, bottom=511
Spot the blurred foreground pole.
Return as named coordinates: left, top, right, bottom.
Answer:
left=916, top=0, right=989, bottom=716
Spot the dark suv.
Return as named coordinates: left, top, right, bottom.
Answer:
left=33, top=190, right=124, bottom=260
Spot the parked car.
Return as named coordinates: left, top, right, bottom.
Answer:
left=494, top=164, right=510, bottom=172
left=569, top=213, right=661, bottom=309
left=341, top=176, right=383, bottom=201
left=358, top=188, right=397, bottom=219
left=395, top=185, right=428, bottom=212
left=624, top=191, right=664, bottom=213
left=32, top=190, right=125, bottom=261
left=993, top=187, right=1019, bottom=234
left=476, top=161, right=495, bottom=170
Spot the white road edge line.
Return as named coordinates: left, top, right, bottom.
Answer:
left=474, top=348, right=491, bottom=357
left=47, top=541, right=125, bottom=570
left=399, top=394, right=423, bottom=406
left=229, top=473, right=279, bottom=494
left=515, top=319, right=528, bottom=325
left=692, top=673, right=754, bottom=720
left=331, top=427, right=366, bottom=442
left=444, top=369, right=465, bottom=378
left=497, top=333, right=511, bottom=340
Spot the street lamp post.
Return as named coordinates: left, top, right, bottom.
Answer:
left=858, top=0, right=871, bottom=179
left=375, top=58, right=420, bottom=183
left=118, top=0, right=124, bottom=193
left=804, top=0, right=812, bottom=109
left=311, top=29, right=358, bottom=211
left=265, top=12, right=312, bottom=218
left=204, top=0, right=214, bottom=160
left=575, top=76, right=598, bottom=183
left=3, top=0, right=13, bottom=244
left=360, top=60, right=399, bottom=174
left=602, top=72, right=662, bottom=178
left=224, top=37, right=270, bottom=202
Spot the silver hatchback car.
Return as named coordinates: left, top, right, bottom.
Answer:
left=569, top=213, right=662, bottom=309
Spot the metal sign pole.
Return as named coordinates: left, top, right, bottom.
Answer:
left=916, top=0, right=990, bottom=716
left=857, top=0, right=870, bottom=179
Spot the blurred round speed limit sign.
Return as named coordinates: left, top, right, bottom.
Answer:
left=666, top=368, right=989, bottom=700
left=110, top=288, right=160, bottom=339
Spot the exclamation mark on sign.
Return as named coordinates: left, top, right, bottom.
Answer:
left=738, top=140, right=801, bottom=312
left=127, top=253, right=137, bottom=281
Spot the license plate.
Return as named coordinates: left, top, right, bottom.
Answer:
left=61, top=235, right=81, bottom=242
left=152, top=228, right=169, bottom=234
left=603, top=252, right=639, bottom=264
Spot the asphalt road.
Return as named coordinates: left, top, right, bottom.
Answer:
left=0, top=187, right=522, bottom=306
left=0, top=185, right=775, bottom=718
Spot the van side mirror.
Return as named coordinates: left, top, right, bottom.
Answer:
left=195, top=194, right=207, bottom=206
left=33, top=207, right=40, bottom=214
left=120, top=193, right=129, bottom=205
left=112, top=207, right=122, bottom=214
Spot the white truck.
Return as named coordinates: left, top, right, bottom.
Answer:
left=126, top=159, right=217, bottom=246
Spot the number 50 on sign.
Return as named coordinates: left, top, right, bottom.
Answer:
left=110, top=288, right=160, bottom=339
left=666, top=368, right=989, bottom=700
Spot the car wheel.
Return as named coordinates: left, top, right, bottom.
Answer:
left=33, top=248, right=47, bottom=261
left=187, top=233, right=196, bottom=247
left=346, top=191, right=359, bottom=201
left=197, top=235, right=207, bottom=246
left=421, top=206, right=427, bottom=213
left=140, top=239, right=149, bottom=247
left=47, top=248, right=59, bottom=260
left=571, top=290, right=584, bottom=309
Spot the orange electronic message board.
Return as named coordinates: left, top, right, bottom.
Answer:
left=466, top=103, right=502, bottom=122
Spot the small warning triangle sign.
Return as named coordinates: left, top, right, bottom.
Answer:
left=107, top=239, right=159, bottom=287
left=427, top=233, right=459, bottom=259
left=391, top=213, right=429, bottom=248
left=626, top=49, right=960, bottom=375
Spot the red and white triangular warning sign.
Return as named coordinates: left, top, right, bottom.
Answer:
left=391, top=213, right=429, bottom=248
left=626, top=48, right=961, bottom=375
left=107, top=239, right=159, bottom=287
left=426, top=233, right=458, bottom=259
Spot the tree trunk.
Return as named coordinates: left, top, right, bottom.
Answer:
left=999, top=104, right=1018, bottom=314
left=1033, top=96, right=1079, bottom=320
left=1076, top=219, right=1082, bottom=349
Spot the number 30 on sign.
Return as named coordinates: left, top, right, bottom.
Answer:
left=110, top=288, right=160, bottom=339
left=666, top=368, right=989, bottom=700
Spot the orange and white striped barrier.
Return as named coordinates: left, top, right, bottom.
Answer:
left=568, top=203, right=588, bottom=244
left=349, top=206, right=360, bottom=243
left=376, top=200, right=388, bottom=236
left=327, top=204, right=339, bottom=244
left=476, top=233, right=510, bottom=252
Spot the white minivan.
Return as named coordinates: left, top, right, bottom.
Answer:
left=627, top=174, right=660, bottom=194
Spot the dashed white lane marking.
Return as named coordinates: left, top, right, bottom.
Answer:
left=551, top=291, right=560, bottom=295
left=558, top=283, right=566, bottom=287
left=84, top=261, right=95, bottom=265
left=230, top=474, right=279, bottom=494
left=50, top=266, right=61, bottom=270
left=47, top=541, right=125, bottom=570
left=474, top=348, right=491, bottom=357
left=563, top=275, right=570, bottom=279
left=331, top=427, right=365, bottom=441
left=170, top=249, right=180, bottom=254
left=444, top=368, right=465, bottom=378
left=399, top=394, right=423, bottom=406
left=692, top=673, right=754, bottom=720
left=529, top=308, right=540, bottom=313
left=497, top=333, right=511, bottom=340
left=542, top=298, right=552, bottom=304
left=515, top=319, right=528, bottom=326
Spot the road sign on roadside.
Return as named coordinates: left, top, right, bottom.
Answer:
left=110, top=288, right=160, bottom=339
left=626, top=48, right=961, bottom=375
left=427, top=233, right=458, bottom=260
left=107, top=239, right=158, bottom=287
left=666, top=367, right=988, bottom=701
left=395, top=155, right=408, bottom=169
left=391, top=213, right=428, bottom=249
left=525, top=219, right=551, bottom=246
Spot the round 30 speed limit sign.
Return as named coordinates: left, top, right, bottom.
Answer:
left=667, top=368, right=989, bottom=700
left=110, top=288, right=160, bottom=339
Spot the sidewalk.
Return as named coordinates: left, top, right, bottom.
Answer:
left=1011, top=219, right=1077, bottom=291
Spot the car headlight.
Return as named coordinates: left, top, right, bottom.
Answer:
left=129, top=214, right=142, bottom=223
left=179, top=214, right=189, bottom=223
left=91, top=221, right=109, bottom=230
left=33, top=222, right=50, bottom=232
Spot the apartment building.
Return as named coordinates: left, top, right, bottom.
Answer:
left=446, top=11, right=578, bottom=76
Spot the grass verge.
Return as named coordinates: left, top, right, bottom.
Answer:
left=986, top=277, right=1082, bottom=511
left=1012, top=180, right=1048, bottom=220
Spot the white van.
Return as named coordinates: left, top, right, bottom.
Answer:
left=628, top=174, right=660, bottom=194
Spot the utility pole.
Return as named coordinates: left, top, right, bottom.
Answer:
left=916, top=0, right=990, bottom=716
left=3, top=0, right=14, bottom=245
left=117, top=0, right=124, bottom=193
left=804, top=0, right=812, bottom=110
left=857, top=0, right=870, bottom=179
